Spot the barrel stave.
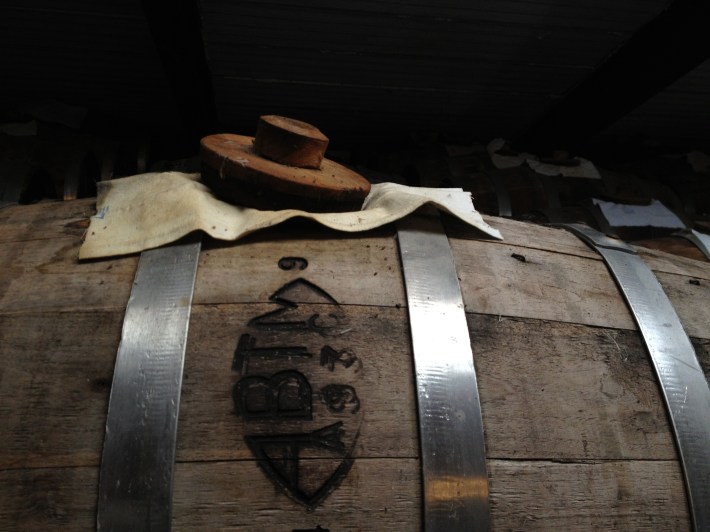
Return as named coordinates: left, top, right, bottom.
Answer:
left=1, top=201, right=709, bottom=529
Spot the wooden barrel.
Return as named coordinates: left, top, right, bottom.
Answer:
left=1, top=199, right=709, bottom=530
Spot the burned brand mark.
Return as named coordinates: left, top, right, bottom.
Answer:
left=245, top=422, right=355, bottom=511
left=232, top=275, right=363, bottom=510
left=320, top=384, right=361, bottom=414
left=233, top=334, right=313, bottom=374
left=248, top=278, right=344, bottom=334
left=234, top=370, right=313, bottom=420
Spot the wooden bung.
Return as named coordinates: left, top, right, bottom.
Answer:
left=253, top=115, right=329, bottom=169
left=200, top=116, right=371, bottom=212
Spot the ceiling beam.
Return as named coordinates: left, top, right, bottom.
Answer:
left=519, top=0, right=710, bottom=153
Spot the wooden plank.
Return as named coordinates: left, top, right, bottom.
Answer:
left=2, top=206, right=709, bottom=341
left=451, top=236, right=710, bottom=339
left=694, top=337, right=710, bottom=375
left=0, top=459, right=689, bottom=530
left=473, top=216, right=599, bottom=258
left=195, top=229, right=405, bottom=308
left=478, top=215, right=710, bottom=281
left=465, top=215, right=710, bottom=281
left=0, top=199, right=94, bottom=244
left=0, top=466, right=99, bottom=531
left=2, top=194, right=702, bottom=531
left=0, top=304, right=418, bottom=469
left=636, top=245, right=710, bottom=278
left=655, top=270, right=710, bottom=339
left=0, top=236, right=136, bottom=314
left=5, top=306, right=704, bottom=469
left=631, top=237, right=709, bottom=263
left=488, top=459, right=690, bottom=530
left=0, top=460, right=421, bottom=531
left=0, top=226, right=402, bottom=313
left=19, top=195, right=707, bottom=277
left=0, top=310, right=120, bottom=469
left=177, top=303, right=418, bottom=463
left=471, top=314, right=678, bottom=460
left=171, top=458, right=421, bottom=530
left=454, top=238, right=635, bottom=328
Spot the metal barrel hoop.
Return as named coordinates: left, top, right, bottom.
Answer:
left=97, top=240, right=202, bottom=531
left=558, top=223, right=710, bottom=532
left=397, top=212, right=491, bottom=531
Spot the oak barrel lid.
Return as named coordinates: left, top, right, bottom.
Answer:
left=200, top=116, right=371, bottom=212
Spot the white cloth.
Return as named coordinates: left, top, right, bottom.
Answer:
left=79, top=172, right=502, bottom=259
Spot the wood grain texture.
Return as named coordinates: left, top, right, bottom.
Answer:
left=200, top=134, right=370, bottom=212
left=0, top=310, right=120, bottom=469
left=2, top=203, right=709, bottom=338
left=472, top=315, right=679, bottom=461
left=0, top=459, right=690, bottom=531
left=0, top=199, right=94, bottom=244
left=0, top=304, right=417, bottom=469
left=0, top=221, right=401, bottom=313
left=449, top=226, right=710, bottom=338
left=632, top=236, right=708, bottom=263
left=487, top=459, right=690, bottom=530
left=2, top=201, right=709, bottom=530
left=4, top=308, right=706, bottom=467
left=452, top=238, right=637, bottom=330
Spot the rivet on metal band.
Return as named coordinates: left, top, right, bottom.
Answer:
left=397, top=212, right=490, bottom=532
left=97, top=239, right=201, bottom=531
left=558, top=223, right=710, bottom=532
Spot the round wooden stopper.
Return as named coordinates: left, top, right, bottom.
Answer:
left=253, top=115, right=329, bottom=169
left=200, top=133, right=371, bottom=212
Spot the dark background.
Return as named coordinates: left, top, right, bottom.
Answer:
left=1, top=0, right=709, bottom=162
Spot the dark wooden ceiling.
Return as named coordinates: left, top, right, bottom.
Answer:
left=2, top=0, right=709, bottom=156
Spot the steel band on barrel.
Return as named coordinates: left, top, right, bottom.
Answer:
left=97, top=240, right=201, bottom=531
left=397, top=213, right=490, bottom=532
left=559, top=223, right=710, bottom=532
left=677, top=229, right=710, bottom=261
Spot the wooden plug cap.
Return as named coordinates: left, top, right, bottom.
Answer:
left=253, top=115, right=329, bottom=169
left=200, top=133, right=371, bottom=212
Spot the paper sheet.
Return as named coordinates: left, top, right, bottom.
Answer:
left=79, top=172, right=502, bottom=259
left=592, top=198, right=686, bottom=229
